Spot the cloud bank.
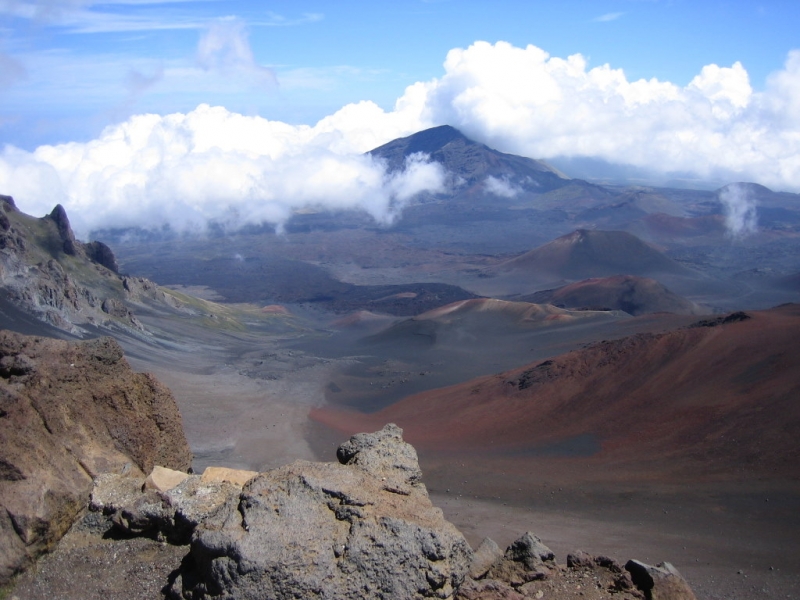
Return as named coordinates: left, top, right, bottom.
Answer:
left=0, top=105, right=444, bottom=236
left=1, top=40, right=799, bottom=236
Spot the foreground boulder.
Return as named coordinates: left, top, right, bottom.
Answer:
left=0, top=331, right=191, bottom=584
left=170, top=424, right=473, bottom=599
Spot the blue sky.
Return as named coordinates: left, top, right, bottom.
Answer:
left=3, top=0, right=798, bottom=147
left=1, top=0, right=799, bottom=233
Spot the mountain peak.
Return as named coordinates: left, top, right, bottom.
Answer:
left=369, top=125, right=567, bottom=189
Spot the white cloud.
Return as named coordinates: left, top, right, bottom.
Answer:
left=406, top=41, right=800, bottom=191
left=484, top=175, right=521, bottom=198
left=0, top=104, right=445, bottom=236
left=2, top=40, right=800, bottom=238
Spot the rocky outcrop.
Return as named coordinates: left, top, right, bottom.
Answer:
left=7, top=415, right=699, bottom=600
left=454, top=538, right=700, bottom=600
left=0, top=195, right=153, bottom=334
left=84, top=240, right=119, bottom=273
left=47, top=204, right=79, bottom=256
left=0, top=331, right=191, bottom=584
left=170, top=424, right=472, bottom=600
left=457, top=538, right=644, bottom=599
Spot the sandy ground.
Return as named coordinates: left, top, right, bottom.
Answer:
left=126, top=358, right=322, bottom=471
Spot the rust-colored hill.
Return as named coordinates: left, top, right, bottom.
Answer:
left=314, top=304, right=800, bottom=482
left=520, top=275, right=708, bottom=316
left=496, top=229, right=692, bottom=280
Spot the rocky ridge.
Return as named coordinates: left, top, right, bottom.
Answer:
left=0, top=195, right=189, bottom=336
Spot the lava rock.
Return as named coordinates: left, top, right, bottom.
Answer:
left=171, top=425, right=472, bottom=600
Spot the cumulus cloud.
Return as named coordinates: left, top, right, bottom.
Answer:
left=408, top=41, right=800, bottom=191
left=2, top=40, right=800, bottom=237
left=0, top=105, right=445, bottom=237
left=719, top=183, right=758, bottom=238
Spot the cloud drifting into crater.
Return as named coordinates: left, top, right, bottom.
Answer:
left=719, top=183, right=759, bottom=238
left=1, top=40, right=799, bottom=236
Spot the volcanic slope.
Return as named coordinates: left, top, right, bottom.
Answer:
left=499, top=229, right=691, bottom=279
left=520, top=275, right=708, bottom=316
left=314, top=304, right=800, bottom=482
left=297, top=299, right=705, bottom=415
left=369, top=124, right=568, bottom=191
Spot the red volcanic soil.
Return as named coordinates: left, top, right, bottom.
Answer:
left=521, top=275, right=707, bottom=316
left=313, top=304, right=800, bottom=483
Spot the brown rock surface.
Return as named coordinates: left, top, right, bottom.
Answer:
left=144, top=465, right=191, bottom=492
left=199, top=466, right=258, bottom=487
left=0, top=330, right=191, bottom=584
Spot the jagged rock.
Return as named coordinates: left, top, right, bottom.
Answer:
left=171, top=425, right=472, bottom=600
left=485, top=533, right=555, bottom=588
left=47, top=204, right=78, bottom=255
left=455, top=578, right=525, bottom=600
left=145, top=465, right=191, bottom=492
left=112, top=489, right=173, bottom=536
left=89, top=470, right=146, bottom=514
left=84, top=240, right=119, bottom=272
left=97, top=472, right=246, bottom=543
left=625, top=560, right=698, bottom=600
left=469, top=537, right=503, bottom=579
left=0, top=198, right=154, bottom=334
left=567, top=549, right=595, bottom=569
left=504, top=532, right=555, bottom=570
left=336, top=422, right=423, bottom=489
left=200, top=466, right=258, bottom=487
left=101, top=297, right=130, bottom=318
left=0, top=331, right=191, bottom=584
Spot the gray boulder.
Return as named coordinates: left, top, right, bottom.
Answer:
left=503, top=532, right=555, bottom=570
left=625, top=560, right=698, bottom=600
left=93, top=473, right=240, bottom=544
left=172, top=424, right=472, bottom=599
left=469, top=537, right=503, bottom=579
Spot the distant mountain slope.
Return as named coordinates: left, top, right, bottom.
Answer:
left=0, top=194, right=269, bottom=338
left=314, top=304, right=800, bottom=481
left=368, top=125, right=568, bottom=192
left=520, top=275, right=707, bottom=316
left=497, top=229, right=693, bottom=279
